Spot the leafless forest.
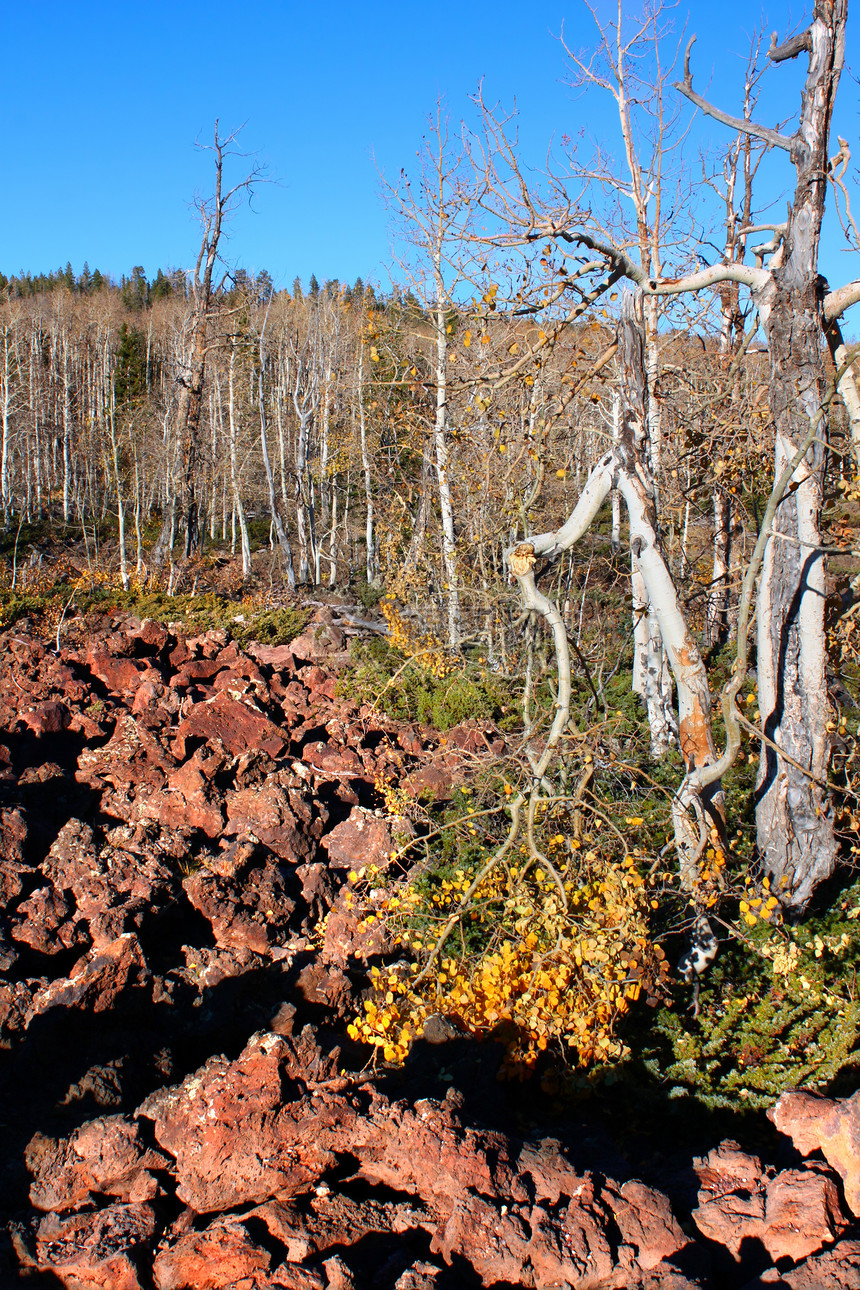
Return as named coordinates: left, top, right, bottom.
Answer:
left=3, top=1, right=860, bottom=1045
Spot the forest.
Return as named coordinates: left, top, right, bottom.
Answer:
left=2, top=0, right=860, bottom=1102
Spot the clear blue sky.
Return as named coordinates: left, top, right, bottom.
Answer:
left=1, top=1, right=857, bottom=293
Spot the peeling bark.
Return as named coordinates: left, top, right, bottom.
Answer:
left=751, top=0, right=844, bottom=908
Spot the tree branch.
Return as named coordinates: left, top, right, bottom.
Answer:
left=674, top=36, right=794, bottom=153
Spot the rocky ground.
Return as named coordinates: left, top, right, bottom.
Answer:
left=0, top=604, right=858, bottom=1289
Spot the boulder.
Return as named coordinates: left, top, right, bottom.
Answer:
left=28, top=1115, right=172, bottom=1211
left=35, top=1201, right=158, bottom=1290
left=692, top=1141, right=847, bottom=1264
left=770, top=1089, right=860, bottom=1217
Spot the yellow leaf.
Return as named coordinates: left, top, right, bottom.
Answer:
left=464, top=330, right=472, bottom=347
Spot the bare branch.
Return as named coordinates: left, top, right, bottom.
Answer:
left=569, top=231, right=766, bottom=295
left=674, top=36, right=793, bottom=153
left=769, top=27, right=812, bottom=63
left=823, top=278, right=860, bottom=321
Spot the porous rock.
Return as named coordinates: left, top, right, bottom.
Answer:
left=770, top=1089, right=860, bottom=1217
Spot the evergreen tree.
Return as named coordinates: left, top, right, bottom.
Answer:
left=256, top=269, right=274, bottom=303
left=121, top=265, right=149, bottom=311
left=150, top=268, right=172, bottom=301
left=308, top=273, right=320, bottom=297
left=291, top=276, right=303, bottom=301
left=114, top=323, right=149, bottom=404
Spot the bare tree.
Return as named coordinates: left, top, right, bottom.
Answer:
left=153, top=122, right=265, bottom=564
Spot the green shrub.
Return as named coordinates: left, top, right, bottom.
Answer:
left=339, top=638, right=517, bottom=731
left=638, top=879, right=860, bottom=1108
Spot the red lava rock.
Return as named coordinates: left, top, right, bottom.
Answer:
left=444, top=720, right=505, bottom=755
left=172, top=657, right=227, bottom=686
left=19, top=698, right=71, bottom=736
left=321, top=901, right=392, bottom=967
left=247, top=641, right=298, bottom=671
left=137, top=1032, right=349, bottom=1212
left=30, top=932, right=149, bottom=1019
left=19, top=817, right=177, bottom=949
left=303, top=741, right=364, bottom=778
left=87, top=649, right=149, bottom=693
left=739, top=1238, right=860, bottom=1289
left=321, top=1254, right=356, bottom=1290
left=223, top=782, right=312, bottom=861
left=153, top=1216, right=272, bottom=1289
left=175, top=692, right=286, bottom=758
left=182, top=853, right=296, bottom=955
left=35, top=1201, right=158, bottom=1290
left=161, top=750, right=226, bottom=837
left=0, top=978, right=41, bottom=1045
left=77, top=711, right=174, bottom=794
left=12, top=882, right=85, bottom=954
left=132, top=678, right=165, bottom=713
left=28, top=1115, right=172, bottom=1211
left=394, top=1264, right=447, bottom=1290
left=0, top=805, right=29, bottom=903
left=289, top=615, right=347, bottom=666
left=303, top=665, right=336, bottom=696
left=692, top=1141, right=847, bottom=1264
left=761, top=1167, right=848, bottom=1263
left=137, top=620, right=172, bottom=653
left=321, top=807, right=397, bottom=871
left=295, top=961, right=354, bottom=1014
left=770, top=1089, right=860, bottom=1217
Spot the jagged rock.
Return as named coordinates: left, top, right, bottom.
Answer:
left=14, top=817, right=178, bottom=950
left=87, top=648, right=150, bottom=694
left=740, top=1238, right=860, bottom=1289
left=0, top=806, right=28, bottom=904
left=28, top=1115, right=172, bottom=1211
left=29, top=932, right=149, bottom=1019
left=770, top=1089, right=860, bottom=1217
left=153, top=1216, right=273, bottom=1289
left=692, top=1141, right=847, bottom=1264
left=12, top=881, right=86, bottom=954
left=223, top=781, right=314, bottom=861
left=182, top=853, right=296, bottom=955
left=174, top=692, right=286, bottom=758
left=18, top=697, right=71, bottom=736
left=0, top=978, right=41, bottom=1045
left=137, top=1032, right=347, bottom=1212
left=35, top=1201, right=158, bottom=1290
left=321, top=807, right=397, bottom=871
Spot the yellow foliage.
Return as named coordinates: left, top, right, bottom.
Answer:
left=347, top=831, right=670, bottom=1077
left=379, top=596, right=461, bottom=681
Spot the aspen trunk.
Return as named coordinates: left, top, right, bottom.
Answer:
left=752, top=1, right=844, bottom=909
left=433, top=286, right=461, bottom=646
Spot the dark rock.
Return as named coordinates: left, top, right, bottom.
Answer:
left=35, top=1201, right=158, bottom=1290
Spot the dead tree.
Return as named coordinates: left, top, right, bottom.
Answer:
left=510, top=291, right=720, bottom=900
left=153, top=123, right=264, bottom=565
left=551, top=0, right=852, bottom=911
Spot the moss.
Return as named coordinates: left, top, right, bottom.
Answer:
left=0, top=582, right=309, bottom=648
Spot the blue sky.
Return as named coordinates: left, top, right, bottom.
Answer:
left=1, top=1, right=858, bottom=294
